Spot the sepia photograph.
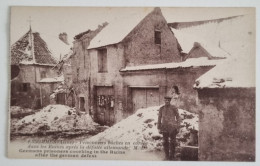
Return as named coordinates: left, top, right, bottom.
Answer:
left=8, top=6, right=255, bottom=162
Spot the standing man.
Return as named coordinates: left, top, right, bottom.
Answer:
left=158, top=95, right=180, bottom=160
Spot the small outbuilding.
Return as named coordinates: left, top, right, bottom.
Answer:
left=194, top=55, right=255, bottom=161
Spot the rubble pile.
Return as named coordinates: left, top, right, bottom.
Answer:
left=88, top=106, right=198, bottom=151
left=12, top=105, right=99, bottom=134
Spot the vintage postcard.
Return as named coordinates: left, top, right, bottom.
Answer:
left=8, top=6, right=256, bottom=161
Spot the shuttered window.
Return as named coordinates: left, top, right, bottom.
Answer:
left=98, top=48, right=108, bottom=73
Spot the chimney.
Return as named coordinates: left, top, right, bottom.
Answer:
left=59, top=32, right=69, bottom=45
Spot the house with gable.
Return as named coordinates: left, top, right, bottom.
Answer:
left=85, top=7, right=184, bottom=125
left=72, top=8, right=252, bottom=127
left=74, top=7, right=226, bottom=126
left=11, top=27, right=70, bottom=108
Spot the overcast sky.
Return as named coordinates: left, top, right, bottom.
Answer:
left=10, top=7, right=254, bottom=58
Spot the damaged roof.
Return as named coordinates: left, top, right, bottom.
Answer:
left=11, top=28, right=71, bottom=65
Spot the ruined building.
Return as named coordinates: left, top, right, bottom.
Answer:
left=11, top=28, right=65, bottom=108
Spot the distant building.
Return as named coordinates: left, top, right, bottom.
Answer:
left=10, top=28, right=66, bottom=108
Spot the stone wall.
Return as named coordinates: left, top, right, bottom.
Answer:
left=197, top=88, right=255, bottom=161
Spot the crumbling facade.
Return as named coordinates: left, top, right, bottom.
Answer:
left=70, top=23, right=107, bottom=113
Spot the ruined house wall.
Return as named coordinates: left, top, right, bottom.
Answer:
left=70, top=40, right=90, bottom=113
left=197, top=88, right=255, bottom=161
left=70, top=25, right=107, bottom=113
left=123, top=8, right=181, bottom=66
left=11, top=64, right=58, bottom=108
left=63, top=63, right=73, bottom=88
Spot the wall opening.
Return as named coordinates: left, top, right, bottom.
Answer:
left=79, top=97, right=85, bottom=112
left=98, top=48, right=108, bottom=73
left=57, top=93, right=66, bottom=105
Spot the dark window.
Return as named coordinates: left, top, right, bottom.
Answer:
left=40, top=71, right=46, bottom=79
left=98, top=49, right=107, bottom=73
left=155, top=30, right=161, bottom=44
left=21, top=83, right=30, bottom=92
left=57, top=93, right=66, bottom=105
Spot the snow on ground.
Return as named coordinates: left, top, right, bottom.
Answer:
left=12, top=105, right=98, bottom=134
left=87, top=106, right=198, bottom=151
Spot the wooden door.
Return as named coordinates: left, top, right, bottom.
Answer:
left=132, top=89, right=146, bottom=112
left=132, top=88, right=159, bottom=112
left=96, top=86, right=114, bottom=126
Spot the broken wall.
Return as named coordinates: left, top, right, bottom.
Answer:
left=70, top=25, right=107, bottom=114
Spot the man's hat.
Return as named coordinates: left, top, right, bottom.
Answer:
left=164, top=96, right=172, bottom=99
